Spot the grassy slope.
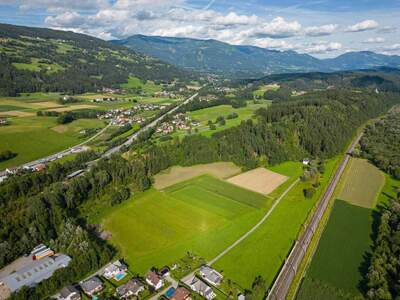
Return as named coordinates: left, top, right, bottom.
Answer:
left=213, top=157, right=339, bottom=289
left=120, top=76, right=162, bottom=93
left=101, top=175, right=267, bottom=274
left=178, top=101, right=271, bottom=137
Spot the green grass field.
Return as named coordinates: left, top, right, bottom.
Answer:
left=120, top=76, right=162, bottom=93
left=100, top=175, right=268, bottom=274
left=338, top=158, right=384, bottom=208
left=297, top=200, right=374, bottom=299
left=0, top=117, right=104, bottom=169
left=213, top=157, right=339, bottom=289
left=296, top=159, right=389, bottom=299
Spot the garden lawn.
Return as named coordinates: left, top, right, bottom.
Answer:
left=101, top=175, right=268, bottom=275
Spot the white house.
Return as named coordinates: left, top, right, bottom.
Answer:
left=102, top=260, right=127, bottom=281
left=184, top=276, right=215, bottom=300
left=145, top=271, right=163, bottom=290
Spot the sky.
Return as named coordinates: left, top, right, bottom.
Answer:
left=0, top=0, right=399, bottom=58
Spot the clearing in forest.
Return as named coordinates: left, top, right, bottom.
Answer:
left=153, top=162, right=241, bottom=190
left=337, top=158, right=384, bottom=208
left=226, top=167, right=288, bottom=195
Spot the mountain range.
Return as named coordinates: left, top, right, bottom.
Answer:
left=113, top=35, right=400, bottom=78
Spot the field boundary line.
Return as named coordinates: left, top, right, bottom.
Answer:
left=208, top=178, right=300, bottom=266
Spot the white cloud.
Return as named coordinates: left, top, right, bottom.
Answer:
left=253, top=38, right=295, bottom=50
left=45, top=11, right=85, bottom=27
left=214, top=12, right=258, bottom=26
left=363, top=37, right=385, bottom=43
left=383, top=44, right=400, bottom=52
left=247, top=17, right=302, bottom=39
left=377, top=26, right=397, bottom=34
left=303, top=41, right=342, bottom=54
left=304, top=24, right=338, bottom=37
left=346, top=20, right=378, bottom=32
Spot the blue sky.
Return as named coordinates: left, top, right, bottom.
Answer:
left=0, top=0, right=399, bottom=57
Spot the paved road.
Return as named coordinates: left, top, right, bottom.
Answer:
left=103, top=92, right=199, bottom=157
left=266, top=131, right=364, bottom=300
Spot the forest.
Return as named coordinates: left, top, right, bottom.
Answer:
left=360, top=108, right=400, bottom=179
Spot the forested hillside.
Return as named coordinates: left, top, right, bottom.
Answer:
left=113, top=35, right=400, bottom=78
left=360, top=107, right=400, bottom=179
left=0, top=23, right=189, bottom=96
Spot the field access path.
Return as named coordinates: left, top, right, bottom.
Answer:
left=150, top=178, right=301, bottom=300
left=266, top=131, right=364, bottom=300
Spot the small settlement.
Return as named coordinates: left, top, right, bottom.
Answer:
left=0, top=241, right=229, bottom=300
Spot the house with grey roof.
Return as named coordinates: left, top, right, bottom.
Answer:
left=184, top=276, right=215, bottom=300
left=0, top=254, right=71, bottom=294
left=116, top=279, right=144, bottom=298
left=80, top=276, right=103, bottom=297
left=199, top=266, right=223, bottom=286
left=59, top=285, right=81, bottom=300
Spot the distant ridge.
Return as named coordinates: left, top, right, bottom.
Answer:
left=113, top=35, right=400, bottom=78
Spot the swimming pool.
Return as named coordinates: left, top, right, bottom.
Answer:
left=115, top=271, right=127, bottom=281
left=165, top=287, right=176, bottom=298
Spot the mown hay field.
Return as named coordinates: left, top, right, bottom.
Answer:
left=153, top=162, right=241, bottom=190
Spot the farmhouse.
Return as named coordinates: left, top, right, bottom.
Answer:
left=116, top=279, right=144, bottom=298
left=80, top=276, right=103, bottom=296
left=0, top=118, right=7, bottom=126
left=0, top=254, right=71, bottom=295
left=184, top=276, right=215, bottom=300
left=102, top=260, right=128, bottom=281
left=59, top=285, right=81, bottom=300
left=199, top=266, right=223, bottom=286
left=145, top=271, right=163, bottom=290
left=171, top=287, right=191, bottom=300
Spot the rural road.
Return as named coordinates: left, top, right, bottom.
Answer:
left=266, top=131, right=364, bottom=300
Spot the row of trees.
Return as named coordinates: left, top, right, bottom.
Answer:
left=360, top=109, right=400, bottom=179
left=365, top=197, right=400, bottom=299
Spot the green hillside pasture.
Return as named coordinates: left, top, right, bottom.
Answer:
left=181, top=101, right=271, bottom=137
left=253, top=84, right=280, bottom=98
left=297, top=200, right=374, bottom=299
left=338, top=158, right=384, bottom=208
left=377, top=173, right=400, bottom=207
left=213, top=157, right=339, bottom=289
left=101, top=175, right=267, bottom=275
left=0, top=117, right=104, bottom=169
left=121, top=76, right=162, bottom=93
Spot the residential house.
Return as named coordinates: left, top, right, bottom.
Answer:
left=103, top=260, right=128, bottom=281
left=116, top=279, right=144, bottom=298
left=59, top=285, right=81, bottom=300
left=80, top=276, right=103, bottom=297
left=238, top=294, right=245, bottom=300
left=171, top=287, right=191, bottom=300
left=199, top=266, right=223, bottom=286
left=145, top=271, right=163, bottom=290
left=185, top=276, right=215, bottom=300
